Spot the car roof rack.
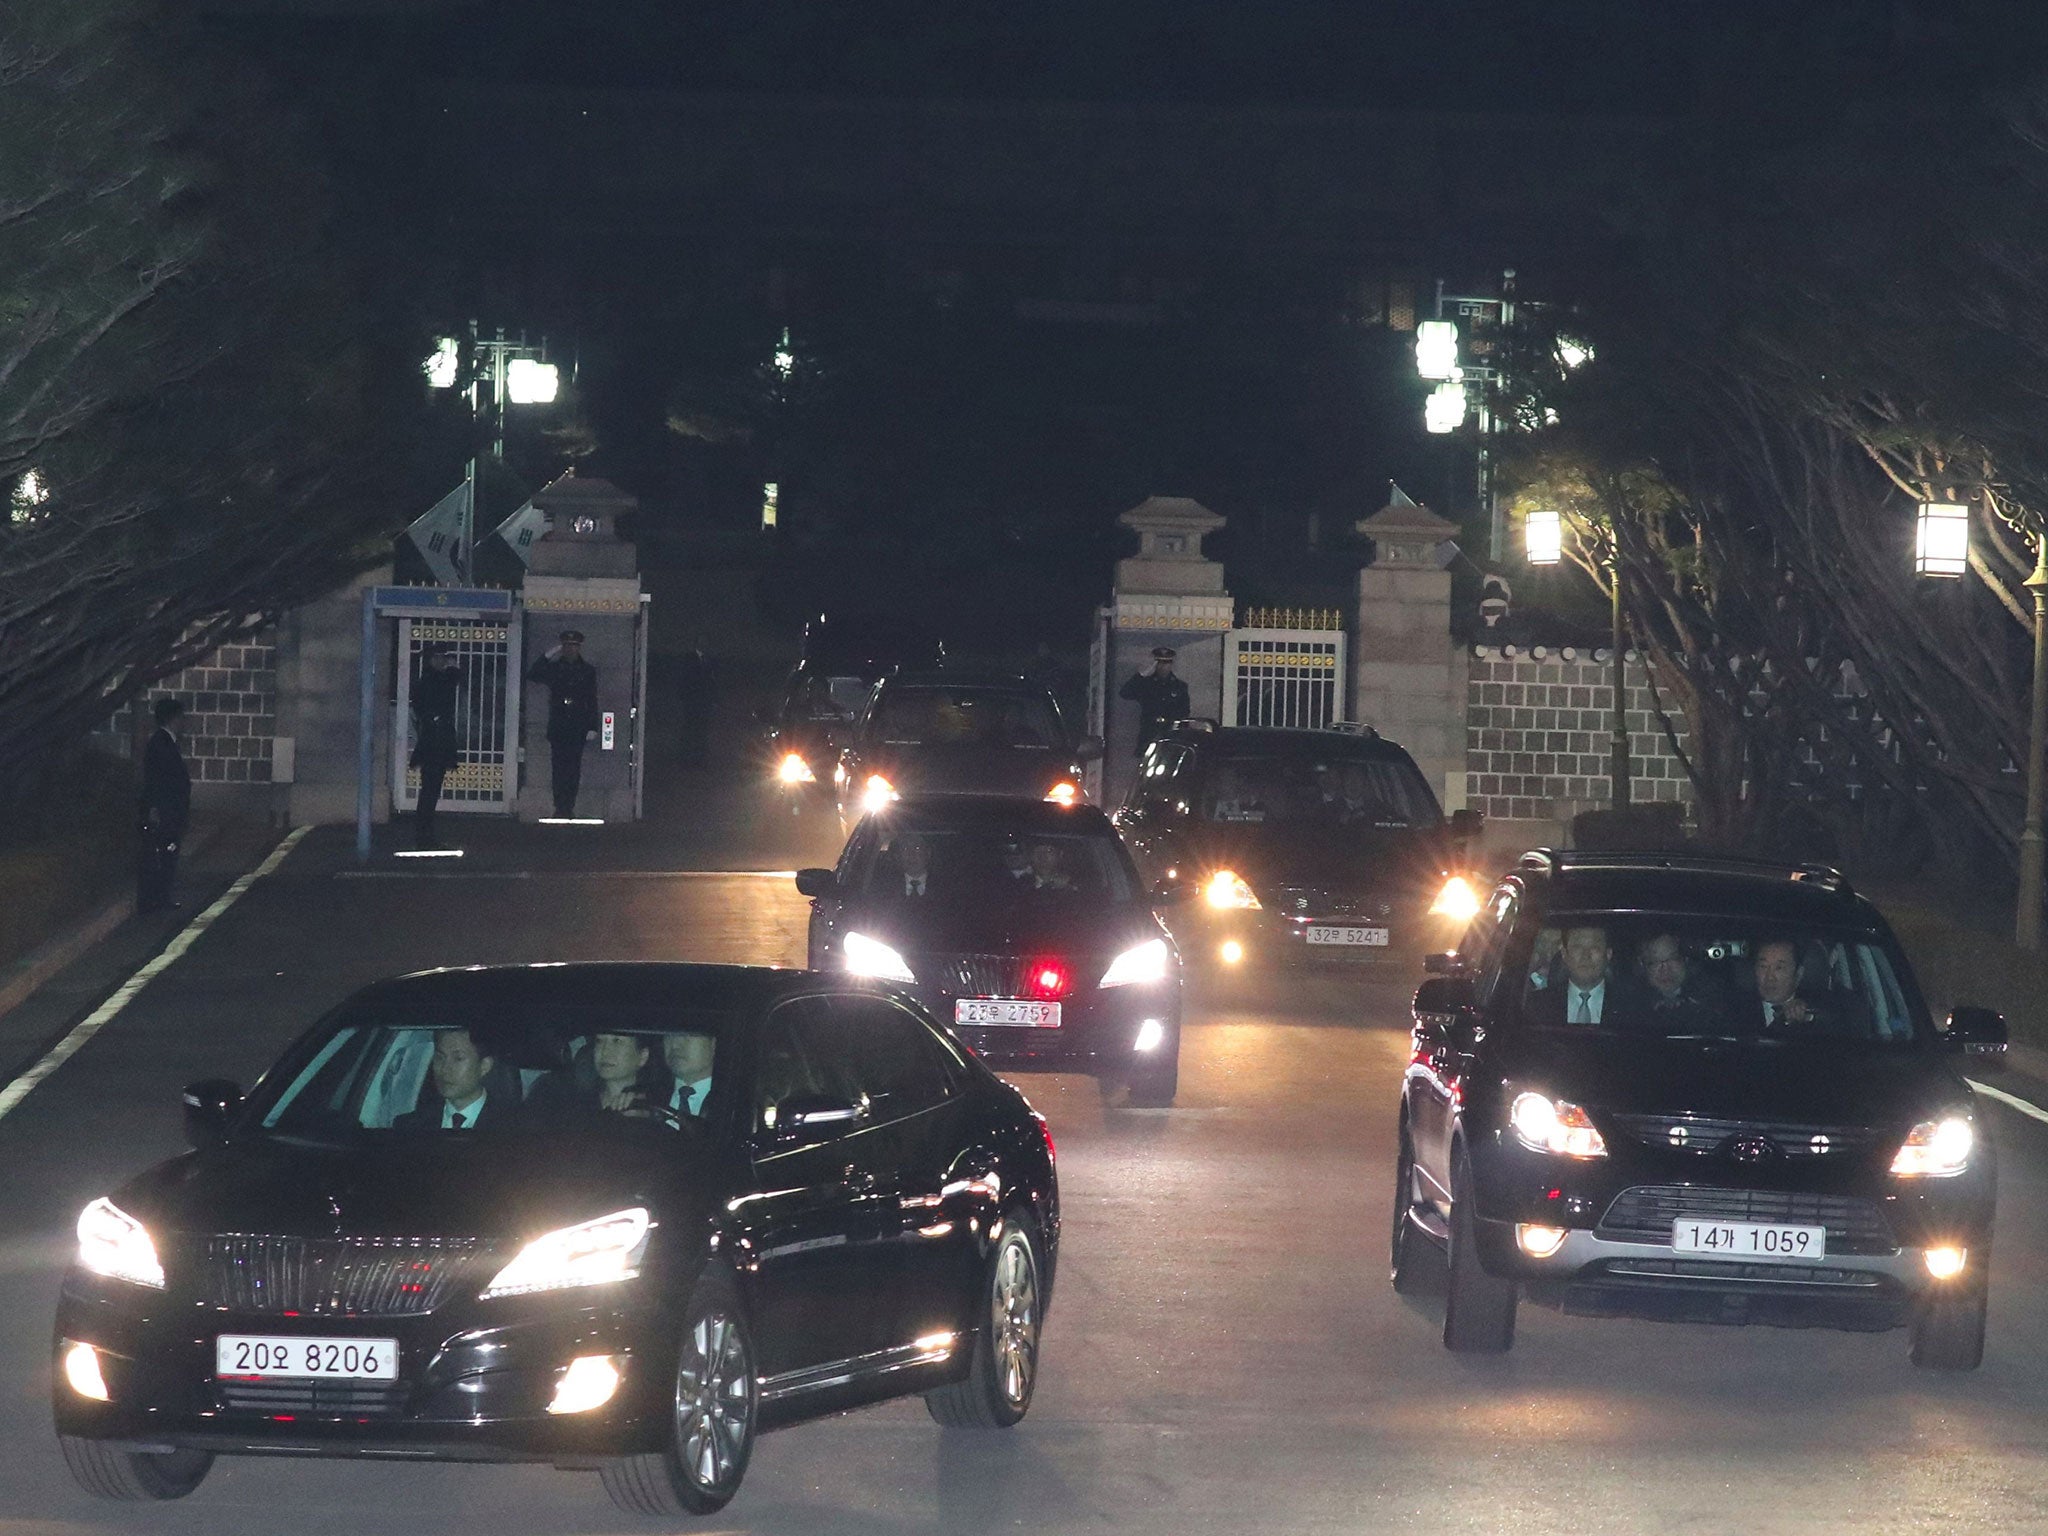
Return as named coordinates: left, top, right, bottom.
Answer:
left=1516, top=848, right=1855, bottom=896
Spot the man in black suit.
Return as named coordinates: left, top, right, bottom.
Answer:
left=394, top=1028, right=507, bottom=1130
left=137, top=698, right=192, bottom=913
left=410, top=644, right=462, bottom=849
left=1751, top=938, right=1836, bottom=1033
left=1635, top=932, right=1729, bottom=1031
left=1526, top=925, right=1629, bottom=1026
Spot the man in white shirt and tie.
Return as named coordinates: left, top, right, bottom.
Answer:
left=898, top=834, right=932, bottom=898
left=397, top=1028, right=498, bottom=1129
left=1753, top=939, right=1826, bottom=1031
left=663, top=1031, right=716, bottom=1119
left=1533, top=926, right=1617, bottom=1026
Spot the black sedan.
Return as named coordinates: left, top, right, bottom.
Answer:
left=54, top=964, right=1059, bottom=1514
left=1393, top=850, right=2005, bottom=1368
left=798, top=796, right=1185, bottom=1105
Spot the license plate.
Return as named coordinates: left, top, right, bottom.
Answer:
left=955, top=999, right=1061, bottom=1028
left=1305, top=925, right=1389, bottom=947
left=1671, top=1219, right=1826, bottom=1261
left=216, top=1335, right=400, bottom=1381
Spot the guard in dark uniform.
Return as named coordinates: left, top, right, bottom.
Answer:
left=526, top=628, right=599, bottom=817
left=137, top=697, right=192, bottom=912
left=1119, top=645, right=1192, bottom=757
left=411, top=644, right=462, bottom=848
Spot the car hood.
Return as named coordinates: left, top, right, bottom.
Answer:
left=863, top=743, right=1073, bottom=798
left=1188, top=820, right=1445, bottom=892
left=852, top=902, right=1162, bottom=962
left=118, top=1130, right=696, bottom=1244
left=1499, top=1028, right=1965, bottom=1128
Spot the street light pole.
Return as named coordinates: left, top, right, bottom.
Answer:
left=1609, top=544, right=1631, bottom=811
left=2018, top=534, right=2048, bottom=949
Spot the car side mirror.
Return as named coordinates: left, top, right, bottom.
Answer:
left=1076, top=736, right=1105, bottom=763
left=1413, top=976, right=1480, bottom=1047
left=182, top=1078, right=244, bottom=1148
left=1422, top=950, right=1465, bottom=975
left=763, top=1093, right=869, bottom=1145
left=794, top=868, right=839, bottom=899
left=1945, top=1005, right=2008, bottom=1057
left=1448, top=808, right=1483, bottom=841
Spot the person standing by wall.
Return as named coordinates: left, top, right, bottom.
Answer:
left=526, top=629, right=599, bottom=817
left=411, top=644, right=462, bottom=849
left=137, top=698, right=191, bottom=912
left=676, top=638, right=715, bottom=768
left=1119, top=646, right=1191, bottom=757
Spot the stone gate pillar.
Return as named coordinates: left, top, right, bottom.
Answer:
left=1105, top=497, right=1233, bottom=808
left=1354, top=498, right=1463, bottom=808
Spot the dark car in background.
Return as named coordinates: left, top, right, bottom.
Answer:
left=54, top=964, right=1058, bottom=1515
left=765, top=616, right=942, bottom=813
left=1392, top=851, right=2005, bottom=1368
left=798, top=797, right=1185, bottom=1105
left=1113, top=721, right=1480, bottom=972
left=832, top=671, right=1102, bottom=828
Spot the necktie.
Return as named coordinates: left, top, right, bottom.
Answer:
left=1574, top=988, right=1593, bottom=1024
left=1769, top=1003, right=1785, bottom=1029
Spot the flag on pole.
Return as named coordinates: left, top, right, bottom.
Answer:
left=487, top=500, right=548, bottom=568
left=405, top=481, right=471, bottom=585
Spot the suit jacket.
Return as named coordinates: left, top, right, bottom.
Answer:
left=1525, top=976, right=1640, bottom=1027
left=411, top=666, right=462, bottom=771
left=394, top=1093, right=510, bottom=1131
left=140, top=728, right=192, bottom=836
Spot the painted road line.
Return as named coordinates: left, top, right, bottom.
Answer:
left=1968, top=1077, right=2048, bottom=1127
left=334, top=868, right=799, bottom=881
left=0, top=827, right=311, bottom=1126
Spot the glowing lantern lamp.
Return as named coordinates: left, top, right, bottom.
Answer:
left=1915, top=500, right=1969, bottom=578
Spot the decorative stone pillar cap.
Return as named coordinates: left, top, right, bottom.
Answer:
left=1356, top=499, right=1458, bottom=569
left=1118, top=496, right=1225, bottom=562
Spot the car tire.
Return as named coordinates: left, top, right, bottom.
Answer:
left=1123, top=1049, right=1179, bottom=1109
left=59, top=1437, right=212, bottom=1501
left=1910, top=1281, right=1988, bottom=1372
left=1390, top=1123, right=1435, bottom=1295
left=1442, top=1150, right=1517, bottom=1353
left=601, top=1273, right=759, bottom=1517
left=926, top=1214, right=1043, bottom=1429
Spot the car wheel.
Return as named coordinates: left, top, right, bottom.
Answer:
left=59, top=1437, right=212, bottom=1501
left=1124, top=1049, right=1179, bottom=1109
left=1390, top=1122, right=1435, bottom=1295
left=601, top=1273, right=759, bottom=1517
left=1910, top=1280, right=1988, bottom=1371
left=1442, top=1149, right=1516, bottom=1353
left=926, top=1214, right=1043, bottom=1429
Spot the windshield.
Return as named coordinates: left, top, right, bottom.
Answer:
left=797, top=674, right=872, bottom=721
left=1201, top=753, right=1439, bottom=829
left=873, top=687, right=1061, bottom=748
left=1517, top=916, right=1922, bottom=1044
left=253, top=1006, right=733, bottom=1137
left=860, top=826, right=1137, bottom=906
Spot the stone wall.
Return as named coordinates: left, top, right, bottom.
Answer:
left=1464, top=645, right=1691, bottom=823
left=99, top=631, right=281, bottom=791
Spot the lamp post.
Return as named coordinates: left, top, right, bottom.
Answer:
left=424, top=324, right=561, bottom=582
left=1526, top=508, right=1630, bottom=811
left=1415, top=276, right=1515, bottom=559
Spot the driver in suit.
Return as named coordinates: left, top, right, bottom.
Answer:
left=395, top=1028, right=509, bottom=1130
left=1751, top=938, right=1837, bottom=1032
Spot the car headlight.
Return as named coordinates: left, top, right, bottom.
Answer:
left=1509, top=1092, right=1608, bottom=1158
left=843, top=930, right=916, bottom=983
left=1100, top=937, right=1171, bottom=988
left=777, top=752, right=815, bottom=784
left=1044, top=780, right=1080, bottom=807
left=481, top=1208, right=651, bottom=1299
left=77, top=1198, right=165, bottom=1289
left=1429, top=874, right=1482, bottom=922
left=861, top=774, right=899, bottom=814
left=1891, top=1116, right=1974, bottom=1177
left=1204, top=870, right=1262, bottom=910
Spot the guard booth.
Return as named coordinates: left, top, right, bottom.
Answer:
left=385, top=589, right=523, bottom=815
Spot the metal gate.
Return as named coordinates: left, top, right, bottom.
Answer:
left=1224, top=613, right=1347, bottom=730
left=391, top=616, right=522, bottom=813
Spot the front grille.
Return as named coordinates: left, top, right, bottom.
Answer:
left=205, top=1235, right=485, bottom=1317
left=1608, top=1115, right=1882, bottom=1160
left=1271, top=887, right=1394, bottom=920
left=219, top=1380, right=409, bottom=1416
left=1600, top=1257, right=1885, bottom=1288
left=1596, top=1185, right=1897, bottom=1255
left=913, top=953, right=1050, bottom=999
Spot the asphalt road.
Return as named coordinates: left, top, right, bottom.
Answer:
left=5, top=801, right=2048, bottom=1535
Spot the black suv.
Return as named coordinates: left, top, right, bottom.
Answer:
left=763, top=619, right=941, bottom=814
left=1393, top=850, right=2007, bottom=1368
left=1112, top=721, right=1480, bottom=970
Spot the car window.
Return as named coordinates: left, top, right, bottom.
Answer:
left=755, top=995, right=957, bottom=1130
left=1514, top=914, right=1922, bottom=1044
left=873, top=686, right=1061, bottom=748
left=1200, top=752, right=1439, bottom=829
left=860, top=824, right=1138, bottom=905
left=1128, top=743, right=1189, bottom=812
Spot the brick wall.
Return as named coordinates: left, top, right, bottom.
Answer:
left=1465, top=645, right=1691, bottom=822
left=102, top=632, right=280, bottom=787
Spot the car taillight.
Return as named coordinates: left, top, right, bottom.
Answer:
left=1035, top=1112, right=1055, bottom=1162
left=1024, top=958, right=1070, bottom=998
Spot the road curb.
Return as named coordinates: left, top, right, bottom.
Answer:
left=0, top=822, right=226, bottom=1030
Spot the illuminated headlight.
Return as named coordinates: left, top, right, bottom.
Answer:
left=1429, top=874, right=1482, bottom=922
left=76, top=1199, right=164, bottom=1289
left=1204, top=870, right=1262, bottom=910
left=1925, top=1246, right=1969, bottom=1280
left=1134, top=1018, right=1167, bottom=1052
left=861, top=774, right=899, bottom=814
left=1100, top=938, right=1170, bottom=988
left=777, top=752, right=815, bottom=785
left=548, top=1354, right=622, bottom=1415
left=843, top=931, right=915, bottom=983
left=1891, top=1116, right=1974, bottom=1177
left=480, top=1208, right=650, bottom=1299
left=1516, top=1224, right=1568, bottom=1258
left=1509, top=1093, right=1608, bottom=1158
left=1044, top=780, right=1080, bottom=807
left=62, top=1341, right=110, bottom=1401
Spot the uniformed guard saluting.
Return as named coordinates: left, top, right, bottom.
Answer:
left=526, top=628, right=600, bottom=817
left=1118, top=645, right=1191, bottom=757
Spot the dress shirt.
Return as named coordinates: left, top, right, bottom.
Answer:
left=442, top=1095, right=485, bottom=1129
left=669, top=1077, right=712, bottom=1117
left=1569, top=980, right=1607, bottom=1024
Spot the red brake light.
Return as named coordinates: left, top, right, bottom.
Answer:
left=1024, top=958, right=1070, bottom=998
left=1036, top=1113, right=1055, bottom=1162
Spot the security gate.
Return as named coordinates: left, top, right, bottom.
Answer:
left=1223, top=612, right=1347, bottom=730
left=391, top=615, right=522, bottom=813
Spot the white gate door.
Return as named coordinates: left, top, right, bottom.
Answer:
left=1224, top=625, right=1347, bottom=730
left=392, top=615, right=522, bottom=813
